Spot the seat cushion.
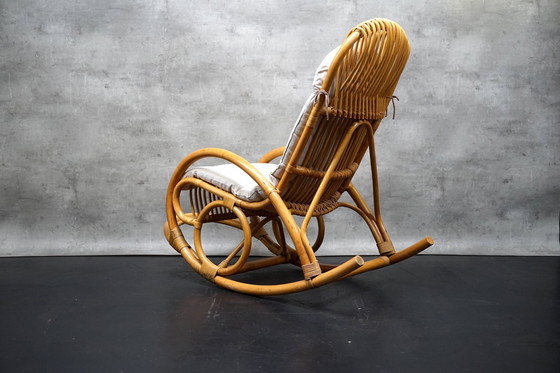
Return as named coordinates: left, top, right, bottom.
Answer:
left=184, top=163, right=279, bottom=202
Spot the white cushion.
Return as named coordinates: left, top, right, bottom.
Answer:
left=272, top=45, right=339, bottom=179
left=313, top=46, right=339, bottom=91
left=184, top=46, right=339, bottom=202
left=185, top=163, right=279, bottom=202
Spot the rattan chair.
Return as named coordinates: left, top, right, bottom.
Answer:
left=164, top=19, right=433, bottom=295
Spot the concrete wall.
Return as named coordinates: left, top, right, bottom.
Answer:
left=1, top=0, right=558, bottom=256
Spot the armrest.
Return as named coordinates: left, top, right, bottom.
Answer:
left=166, top=148, right=278, bottom=230
left=258, top=147, right=285, bottom=163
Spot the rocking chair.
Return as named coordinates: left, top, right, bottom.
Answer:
left=164, top=19, right=433, bottom=295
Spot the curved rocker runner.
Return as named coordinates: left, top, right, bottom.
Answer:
left=164, top=18, right=433, bottom=295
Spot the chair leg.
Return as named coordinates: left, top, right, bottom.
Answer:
left=307, top=186, right=433, bottom=277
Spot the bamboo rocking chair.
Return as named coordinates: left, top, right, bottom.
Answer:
left=164, top=19, right=433, bottom=295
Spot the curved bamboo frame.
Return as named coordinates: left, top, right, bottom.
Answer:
left=164, top=19, right=433, bottom=295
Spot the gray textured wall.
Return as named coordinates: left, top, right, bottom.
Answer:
left=1, top=0, right=558, bottom=256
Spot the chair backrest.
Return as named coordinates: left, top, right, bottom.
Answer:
left=274, top=19, right=410, bottom=216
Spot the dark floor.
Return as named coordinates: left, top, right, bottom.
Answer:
left=1, top=255, right=559, bottom=373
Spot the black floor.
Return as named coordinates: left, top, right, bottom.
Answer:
left=1, top=255, right=559, bottom=372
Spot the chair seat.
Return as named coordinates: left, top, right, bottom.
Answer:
left=184, top=163, right=279, bottom=202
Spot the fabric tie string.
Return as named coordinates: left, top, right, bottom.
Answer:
left=386, top=95, right=399, bottom=120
